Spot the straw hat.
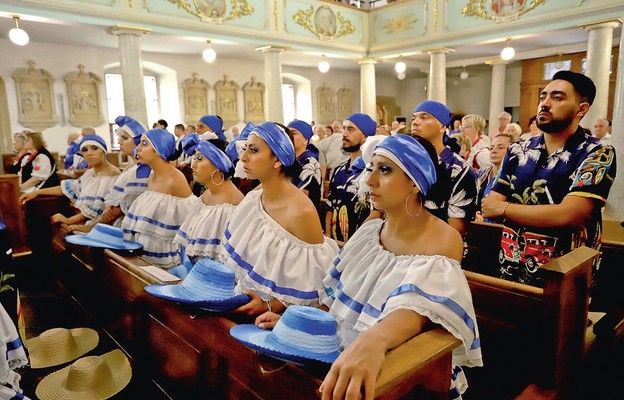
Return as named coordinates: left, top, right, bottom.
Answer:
left=230, top=305, right=341, bottom=365
left=26, top=327, right=99, bottom=369
left=36, top=349, right=132, bottom=400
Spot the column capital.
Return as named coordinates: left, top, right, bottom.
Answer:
left=106, top=25, right=151, bottom=36
left=357, top=58, right=378, bottom=65
left=255, top=45, right=290, bottom=53
left=579, top=18, right=622, bottom=31
left=485, top=60, right=509, bottom=66
left=423, top=47, right=455, bottom=55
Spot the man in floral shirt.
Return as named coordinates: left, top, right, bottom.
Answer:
left=411, top=100, right=478, bottom=238
left=482, top=71, right=616, bottom=284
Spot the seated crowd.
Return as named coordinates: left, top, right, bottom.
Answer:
left=8, top=70, right=617, bottom=399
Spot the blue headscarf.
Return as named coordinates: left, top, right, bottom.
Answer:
left=225, top=122, right=254, bottom=162
left=287, top=120, right=314, bottom=141
left=199, top=115, right=226, bottom=141
left=136, top=128, right=178, bottom=178
left=180, top=133, right=201, bottom=156
left=64, top=141, right=80, bottom=169
left=180, top=133, right=232, bottom=173
left=372, top=134, right=437, bottom=196
left=78, top=134, right=107, bottom=155
left=250, top=122, right=296, bottom=167
left=346, top=113, right=376, bottom=137
left=115, top=115, right=147, bottom=146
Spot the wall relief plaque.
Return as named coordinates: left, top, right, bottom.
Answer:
left=64, top=64, right=104, bottom=127
left=182, top=72, right=210, bottom=124
left=12, top=60, right=57, bottom=130
left=336, top=85, right=353, bottom=122
left=242, top=76, right=264, bottom=123
left=315, top=83, right=334, bottom=124
left=215, top=75, right=239, bottom=126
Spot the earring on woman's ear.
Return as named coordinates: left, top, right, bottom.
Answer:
left=211, top=169, right=225, bottom=185
left=404, top=192, right=423, bottom=218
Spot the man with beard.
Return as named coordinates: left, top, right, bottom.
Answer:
left=325, top=113, right=376, bottom=246
left=482, top=71, right=616, bottom=284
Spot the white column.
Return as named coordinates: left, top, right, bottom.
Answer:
left=256, top=46, right=286, bottom=123
left=359, top=59, right=377, bottom=117
left=603, top=20, right=624, bottom=220
left=581, top=20, right=621, bottom=126
left=488, top=61, right=508, bottom=137
left=427, top=49, right=451, bottom=103
left=106, top=26, right=150, bottom=125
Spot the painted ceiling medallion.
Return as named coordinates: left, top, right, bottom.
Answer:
left=166, top=0, right=253, bottom=23
left=462, top=0, right=546, bottom=22
left=382, top=14, right=417, bottom=34
left=293, top=5, right=355, bottom=41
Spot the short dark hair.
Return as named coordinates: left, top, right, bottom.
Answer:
left=174, top=124, right=184, bottom=131
left=529, top=115, right=537, bottom=125
left=552, top=70, right=596, bottom=105
left=157, top=119, right=168, bottom=128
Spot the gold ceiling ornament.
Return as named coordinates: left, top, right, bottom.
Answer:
left=293, top=5, right=355, bottom=41
left=461, top=0, right=546, bottom=22
left=382, top=14, right=417, bottom=34
left=166, top=0, right=253, bottom=23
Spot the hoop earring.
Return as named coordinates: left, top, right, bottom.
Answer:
left=404, top=192, right=423, bottom=218
left=210, top=170, right=225, bottom=186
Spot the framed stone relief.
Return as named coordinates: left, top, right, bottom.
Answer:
left=182, top=72, right=210, bottom=124
left=242, top=76, right=264, bottom=123
left=64, top=64, right=104, bottom=127
left=215, top=75, right=239, bottom=126
left=336, top=85, right=353, bottom=122
left=316, top=83, right=334, bottom=124
left=12, top=61, right=57, bottom=130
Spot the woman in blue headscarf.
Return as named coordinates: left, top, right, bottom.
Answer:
left=68, top=116, right=149, bottom=232
left=121, top=128, right=195, bottom=269
left=222, top=122, right=339, bottom=316
left=20, top=134, right=121, bottom=230
left=173, top=136, right=244, bottom=262
left=254, top=135, right=482, bottom=399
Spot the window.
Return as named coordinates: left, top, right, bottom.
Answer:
left=105, top=73, right=159, bottom=149
left=543, top=60, right=572, bottom=80
left=282, top=84, right=295, bottom=124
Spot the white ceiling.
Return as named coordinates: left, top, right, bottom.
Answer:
left=0, top=11, right=620, bottom=77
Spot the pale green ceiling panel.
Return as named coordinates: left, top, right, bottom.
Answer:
left=371, top=0, right=427, bottom=45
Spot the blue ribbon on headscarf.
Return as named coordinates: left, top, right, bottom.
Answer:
left=199, top=115, right=226, bottom=141
left=250, top=122, right=296, bottom=167
left=115, top=115, right=146, bottom=146
left=196, top=141, right=233, bottom=173
left=136, top=128, right=178, bottom=178
left=225, top=122, right=255, bottom=162
left=373, top=134, right=437, bottom=196
left=78, top=134, right=107, bottom=155
left=180, top=133, right=201, bottom=156
left=64, top=141, right=80, bottom=169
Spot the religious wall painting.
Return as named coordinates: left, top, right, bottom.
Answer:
left=64, top=65, right=104, bottom=127
left=12, top=61, right=57, bottom=130
left=242, top=76, right=264, bottom=123
left=164, top=0, right=254, bottom=23
left=182, top=72, right=210, bottom=124
left=462, top=0, right=545, bottom=21
left=316, top=83, right=334, bottom=124
left=293, top=5, right=355, bottom=41
left=215, top=75, right=239, bottom=126
left=336, top=85, right=353, bottom=122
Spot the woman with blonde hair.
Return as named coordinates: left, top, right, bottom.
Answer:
left=503, top=122, right=522, bottom=142
left=15, top=131, right=60, bottom=193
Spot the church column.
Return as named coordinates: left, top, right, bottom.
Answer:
left=603, top=19, right=624, bottom=220
left=359, top=58, right=377, bottom=117
left=427, top=48, right=452, bottom=104
left=256, top=46, right=286, bottom=123
left=106, top=26, right=151, bottom=125
left=488, top=61, right=508, bottom=137
left=581, top=19, right=621, bottom=126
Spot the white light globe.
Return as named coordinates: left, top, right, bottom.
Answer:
left=318, top=60, right=330, bottom=73
left=9, top=28, right=29, bottom=46
left=501, top=46, right=515, bottom=61
left=397, top=72, right=406, bottom=80
left=460, top=71, right=469, bottom=80
left=395, top=61, right=406, bottom=74
left=202, top=47, right=217, bottom=63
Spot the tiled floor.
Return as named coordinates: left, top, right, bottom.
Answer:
left=14, top=256, right=171, bottom=400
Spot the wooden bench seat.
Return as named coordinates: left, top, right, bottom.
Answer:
left=0, top=174, right=30, bottom=256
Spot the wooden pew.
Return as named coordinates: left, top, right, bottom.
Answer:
left=52, top=237, right=461, bottom=400
left=0, top=174, right=30, bottom=256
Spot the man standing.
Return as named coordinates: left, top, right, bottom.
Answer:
left=482, top=71, right=616, bottom=284
left=411, top=100, right=478, bottom=237
left=592, top=118, right=612, bottom=145
left=326, top=113, right=375, bottom=246
left=197, top=115, right=226, bottom=141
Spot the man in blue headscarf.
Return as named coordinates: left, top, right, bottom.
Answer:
left=326, top=113, right=376, bottom=246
